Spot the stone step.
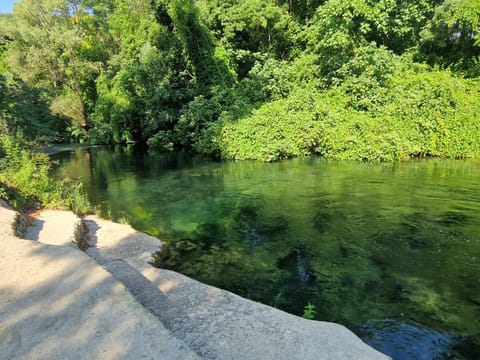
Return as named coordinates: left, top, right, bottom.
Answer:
left=84, top=215, right=390, bottom=360
left=0, top=202, right=200, bottom=360
left=23, top=210, right=84, bottom=247
left=0, top=200, right=27, bottom=238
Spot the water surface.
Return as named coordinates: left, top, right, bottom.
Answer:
left=54, top=147, right=480, bottom=359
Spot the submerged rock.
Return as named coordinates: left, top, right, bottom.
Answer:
left=152, top=238, right=199, bottom=268
left=193, top=222, right=226, bottom=246
left=277, top=248, right=316, bottom=284
left=257, top=214, right=288, bottom=235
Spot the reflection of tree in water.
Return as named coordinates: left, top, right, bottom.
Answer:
left=274, top=245, right=318, bottom=315
left=152, top=201, right=289, bottom=304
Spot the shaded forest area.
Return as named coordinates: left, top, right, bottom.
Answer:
left=1, top=0, right=480, bottom=161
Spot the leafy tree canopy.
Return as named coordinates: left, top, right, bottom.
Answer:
left=0, top=0, right=479, bottom=161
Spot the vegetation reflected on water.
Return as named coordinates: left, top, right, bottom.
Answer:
left=55, top=147, right=480, bottom=359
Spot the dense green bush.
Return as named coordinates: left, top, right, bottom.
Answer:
left=0, top=133, right=90, bottom=212
left=216, top=86, right=322, bottom=161
left=213, top=62, right=480, bottom=162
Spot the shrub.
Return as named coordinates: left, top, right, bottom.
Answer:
left=0, top=133, right=90, bottom=212
left=303, top=302, right=316, bottom=320
left=217, top=86, right=323, bottom=161
left=212, top=66, right=480, bottom=162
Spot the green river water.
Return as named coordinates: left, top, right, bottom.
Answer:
left=54, top=146, right=480, bottom=359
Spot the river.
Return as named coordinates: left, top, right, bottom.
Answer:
left=54, top=146, right=480, bottom=359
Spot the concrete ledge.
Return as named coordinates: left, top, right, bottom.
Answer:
left=0, top=200, right=27, bottom=238
left=0, top=201, right=200, bottom=360
left=24, top=210, right=82, bottom=247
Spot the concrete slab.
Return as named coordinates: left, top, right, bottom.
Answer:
left=24, top=210, right=81, bottom=247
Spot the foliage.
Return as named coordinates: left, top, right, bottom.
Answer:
left=214, top=56, right=480, bottom=162
left=216, top=85, right=323, bottom=161
left=91, top=3, right=183, bottom=144
left=303, top=302, right=316, bottom=320
left=0, top=133, right=90, bottom=212
left=1, top=15, right=67, bottom=142
left=0, top=73, right=67, bottom=142
left=1, top=0, right=479, bottom=162
left=197, top=0, right=297, bottom=75
left=419, top=0, right=480, bottom=74
left=5, top=0, right=108, bottom=138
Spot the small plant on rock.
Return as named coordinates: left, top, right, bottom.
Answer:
left=303, top=302, right=316, bottom=320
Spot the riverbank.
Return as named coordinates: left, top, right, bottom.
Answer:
left=0, top=199, right=389, bottom=359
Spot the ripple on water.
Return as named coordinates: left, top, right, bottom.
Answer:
left=360, top=319, right=479, bottom=360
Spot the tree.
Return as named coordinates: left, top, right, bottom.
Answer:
left=277, top=0, right=326, bottom=22
left=303, top=0, right=444, bottom=83
left=91, top=0, right=191, bottom=144
left=420, top=0, right=480, bottom=73
left=197, top=0, right=297, bottom=78
left=6, top=0, right=107, bottom=139
left=1, top=13, right=65, bottom=141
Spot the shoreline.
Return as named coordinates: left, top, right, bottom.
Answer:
left=0, top=199, right=390, bottom=359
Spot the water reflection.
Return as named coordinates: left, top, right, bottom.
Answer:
left=54, top=147, right=480, bottom=359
